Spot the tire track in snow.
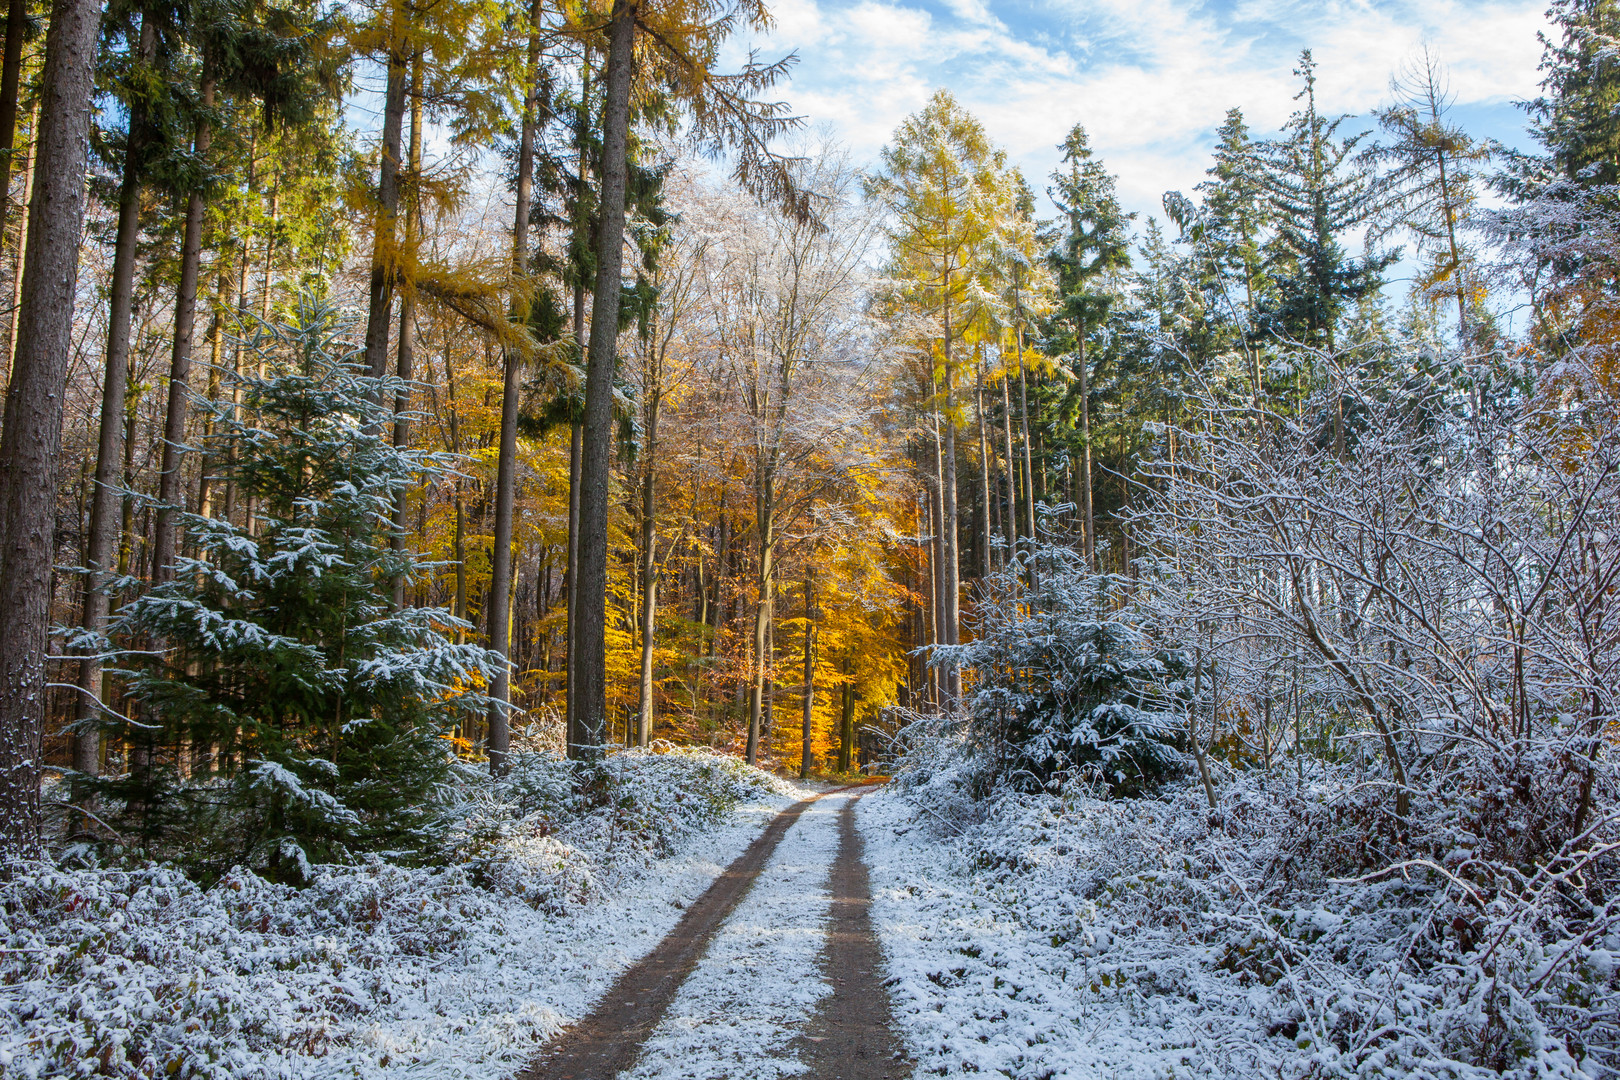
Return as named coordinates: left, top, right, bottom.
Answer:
left=614, top=793, right=850, bottom=1080
left=517, top=793, right=838, bottom=1080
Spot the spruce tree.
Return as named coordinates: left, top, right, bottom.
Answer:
left=1048, top=123, right=1132, bottom=567
left=1529, top=0, right=1620, bottom=186
left=1257, top=51, right=1391, bottom=357
left=103, top=297, right=499, bottom=882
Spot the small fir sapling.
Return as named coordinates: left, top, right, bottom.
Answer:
left=938, top=547, right=1187, bottom=797
left=97, top=297, right=502, bottom=882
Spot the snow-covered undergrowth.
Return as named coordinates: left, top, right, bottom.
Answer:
left=2, top=747, right=805, bottom=1079
left=622, top=792, right=847, bottom=1080
left=863, top=764, right=1620, bottom=1080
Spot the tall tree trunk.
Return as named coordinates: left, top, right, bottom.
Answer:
left=390, top=49, right=423, bottom=612
left=838, top=656, right=854, bottom=774
left=152, top=58, right=215, bottom=584
left=194, top=268, right=230, bottom=521
left=926, top=454, right=943, bottom=707
left=564, top=51, right=591, bottom=757
left=976, top=362, right=991, bottom=579
left=565, top=419, right=580, bottom=751
left=940, top=303, right=961, bottom=705
left=0, top=0, right=28, bottom=250
left=1, top=98, right=35, bottom=385
left=1077, top=331, right=1094, bottom=569
left=799, top=572, right=815, bottom=780
left=575, top=0, right=637, bottom=756
left=362, top=26, right=408, bottom=385
left=1000, top=361, right=1017, bottom=558
left=72, top=18, right=155, bottom=797
left=746, top=473, right=774, bottom=764
left=634, top=384, right=659, bottom=747
left=1017, top=331, right=1037, bottom=591
left=0, top=0, right=102, bottom=858
left=486, top=0, right=543, bottom=774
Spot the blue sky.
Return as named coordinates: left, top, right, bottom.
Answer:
left=722, top=0, right=1552, bottom=231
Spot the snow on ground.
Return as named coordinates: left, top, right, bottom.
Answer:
left=859, top=788, right=1208, bottom=1080
left=3, top=752, right=814, bottom=1080
left=351, top=793, right=795, bottom=1079
left=619, top=792, right=849, bottom=1080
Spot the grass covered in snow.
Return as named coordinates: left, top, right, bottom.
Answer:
left=2, top=748, right=807, bottom=1079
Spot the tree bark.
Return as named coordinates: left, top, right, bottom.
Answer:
left=1077, top=331, right=1095, bottom=569
left=976, top=362, right=992, bottom=579
left=565, top=419, right=580, bottom=751
left=362, top=28, right=409, bottom=385
left=1, top=98, right=35, bottom=384
left=799, top=572, right=815, bottom=780
left=152, top=55, right=215, bottom=584
left=635, top=379, right=660, bottom=747
left=939, top=310, right=960, bottom=705
left=1017, top=332, right=1037, bottom=591
left=73, top=15, right=157, bottom=796
left=838, top=655, right=854, bottom=774
left=0, top=0, right=29, bottom=241
left=575, top=0, right=637, bottom=757
left=0, top=0, right=102, bottom=859
left=390, top=49, right=423, bottom=612
left=746, top=474, right=774, bottom=764
left=1000, top=361, right=1018, bottom=558
left=486, top=1, right=544, bottom=773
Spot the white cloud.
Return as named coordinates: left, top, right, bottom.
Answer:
left=723, top=0, right=1548, bottom=227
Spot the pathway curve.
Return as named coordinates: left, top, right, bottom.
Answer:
left=515, top=789, right=909, bottom=1080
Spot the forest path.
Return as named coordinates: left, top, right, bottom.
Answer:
left=516, top=788, right=909, bottom=1080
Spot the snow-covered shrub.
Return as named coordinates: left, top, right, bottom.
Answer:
left=936, top=551, right=1186, bottom=797
left=878, top=767, right=1620, bottom=1079
left=440, top=744, right=796, bottom=912
left=95, top=297, right=499, bottom=882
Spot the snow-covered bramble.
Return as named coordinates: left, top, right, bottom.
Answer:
left=3, top=747, right=801, bottom=1079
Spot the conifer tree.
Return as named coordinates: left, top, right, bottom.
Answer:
left=105, top=298, right=498, bottom=880
left=1372, top=48, right=1491, bottom=336
left=869, top=90, right=1006, bottom=701
left=1257, top=52, right=1390, bottom=358
left=1048, top=123, right=1132, bottom=568
left=0, top=0, right=111, bottom=857
left=1528, top=0, right=1620, bottom=187
left=571, top=0, right=810, bottom=754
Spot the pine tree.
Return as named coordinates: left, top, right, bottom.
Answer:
left=1257, top=51, right=1391, bottom=358
left=102, top=297, right=499, bottom=881
left=1529, top=0, right=1620, bottom=186
left=1048, top=123, right=1132, bottom=568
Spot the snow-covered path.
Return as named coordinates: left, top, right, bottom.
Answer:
left=521, top=788, right=911, bottom=1080
left=616, top=793, right=848, bottom=1080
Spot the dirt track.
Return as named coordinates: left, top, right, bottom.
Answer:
left=516, top=789, right=909, bottom=1080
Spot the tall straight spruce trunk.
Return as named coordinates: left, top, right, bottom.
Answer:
left=575, top=0, right=637, bottom=756
left=486, top=0, right=544, bottom=774
left=73, top=13, right=158, bottom=799
left=362, top=28, right=408, bottom=385
left=0, top=0, right=104, bottom=858
left=152, top=58, right=216, bottom=583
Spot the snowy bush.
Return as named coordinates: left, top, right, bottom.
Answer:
left=875, top=768, right=1620, bottom=1079
left=440, top=745, right=797, bottom=913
